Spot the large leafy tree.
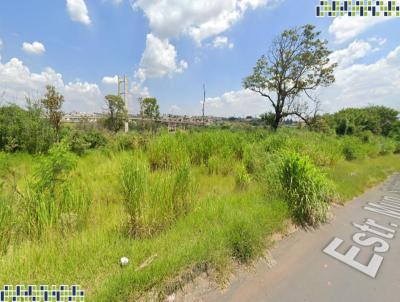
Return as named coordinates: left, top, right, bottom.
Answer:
left=141, top=97, right=160, bottom=120
left=104, top=95, right=127, bottom=132
left=243, top=24, right=337, bottom=130
left=41, top=85, right=64, bottom=138
left=139, top=97, right=160, bottom=133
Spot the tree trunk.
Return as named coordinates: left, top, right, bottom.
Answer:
left=272, top=111, right=281, bottom=131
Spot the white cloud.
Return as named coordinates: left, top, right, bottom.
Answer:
left=169, top=104, right=181, bottom=114
left=320, top=44, right=400, bottom=112
left=329, top=16, right=392, bottom=44
left=66, top=0, right=91, bottom=25
left=212, top=36, right=234, bottom=49
left=0, top=56, right=101, bottom=112
left=130, top=0, right=281, bottom=85
left=132, top=0, right=277, bottom=44
left=108, top=0, right=123, bottom=5
left=206, top=44, right=400, bottom=117
left=64, top=81, right=102, bottom=110
left=205, top=89, right=267, bottom=117
left=102, top=75, right=119, bottom=85
left=138, top=33, right=188, bottom=81
left=329, top=40, right=372, bottom=67
left=22, top=41, right=46, bottom=55
left=368, top=37, right=387, bottom=46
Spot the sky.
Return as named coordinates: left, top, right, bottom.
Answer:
left=0, top=0, right=399, bottom=117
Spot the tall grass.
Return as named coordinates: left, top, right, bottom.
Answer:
left=235, top=164, right=251, bottom=190
left=147, top=134, right=189, bottom=170
left=120, top=153, right=195, bottom=238
left=0, top=196, right=13, bottom=254
left=0, top=128, right=399, bottom=301
left=21, top=143, right=91, bottom=237
left=279, top=152, right=335, bottom=227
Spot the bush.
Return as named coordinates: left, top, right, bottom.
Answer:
left=235, top=164, right=251, bottom=190
left=342, top=137, right=367, bottom=160
left=0, top=104, right=55, bottom=154
left=109, top=133, right=137, bottom=151
left=84, top=129, right=107, bottom=149
left=377, top=137, right=396, bottom=155
left=21, top=143, right=91, bottom=237
left=66, top=131, right=90, bottom=156
left=279, top=152, right=335, bottom=227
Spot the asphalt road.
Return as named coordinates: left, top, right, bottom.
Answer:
left=202, top=173, right=400, bottom=302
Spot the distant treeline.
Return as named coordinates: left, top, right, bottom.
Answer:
left=0, top=98, right=399, bottom=155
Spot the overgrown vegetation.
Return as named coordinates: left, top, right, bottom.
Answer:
left=279, top=152, right=334, bottom=227
left=0, top=123, right=399, bottom=300
left=1, top=82, right=400, bottom=301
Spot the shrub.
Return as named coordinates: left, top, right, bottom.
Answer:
left=0, top=104, right=55, bottom=154
left=21, top=143, right=91, bottom=237
left=109, top=133, right=137, bottom=151
left=377, top=137, right=396, bottom=155
left=342, top=137, right=367, bottom=160
left=235, top=164, right=251, bottom=190
left=66, top=131, right=90, bottom=156
left=84, top=129, right=107, bottom=149
left=279, top=152, right=335, bottom=227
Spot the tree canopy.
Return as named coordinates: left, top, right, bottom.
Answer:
left=41, top=85, right=64, bottom=138
left=104, top=95, right=127, bottom=132
left=244, top=24, right=336, bottom=130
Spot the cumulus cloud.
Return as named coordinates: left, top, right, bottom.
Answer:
left=64, top=81, right=102, bottom=111
left=329, top=40, right=373, bottom=67
left=0, top=56, right=101, bottom=112
left=102, top=75, right=119, bottom=85
left=205, top=43, right=400, bottom=117
left=137, top=33, right=188, bottom=81
left=329, top=16, right=393, bottom=43
left=129, top=0, right=281, bottom=87
left=22, top=41, right=46, bottom=55
left=131, top=0, right=278, bottom=44
left=320, top=44, right=400, bottom=112
left=212, top=36, right=234, bottom=49
left=205, top=89, right=267, bottom=117
left=66, top=0, right=91, bottom=25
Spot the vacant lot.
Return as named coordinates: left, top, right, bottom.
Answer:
left=1, top=128, right=399, bottom=301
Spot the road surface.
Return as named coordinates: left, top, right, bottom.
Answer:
left=194, top=173, right=400, bottom=302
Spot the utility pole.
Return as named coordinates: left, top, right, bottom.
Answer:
left=118, top=75, right=129, bottom=133
left=202, top=84, right=206, bottom=126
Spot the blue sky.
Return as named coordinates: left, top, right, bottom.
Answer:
left=0, top=0, right=399, bottom=117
